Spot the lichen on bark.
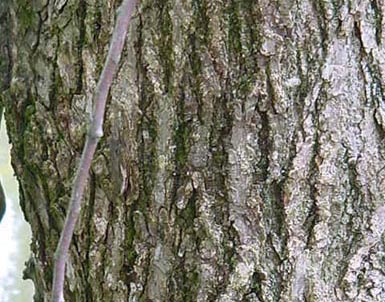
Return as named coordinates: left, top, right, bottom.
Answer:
left=1, top=0, right=385, bottom=301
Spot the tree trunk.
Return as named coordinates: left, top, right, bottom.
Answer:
left=1, top=0, right=385, bottom=301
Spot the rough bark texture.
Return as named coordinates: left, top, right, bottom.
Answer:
left=1, top=0, right=385, bottom=301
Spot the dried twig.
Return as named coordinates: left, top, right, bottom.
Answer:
left=51, top=1, right=137, bottom=301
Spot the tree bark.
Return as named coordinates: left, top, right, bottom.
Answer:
left=1, top=0, right=385, bottom=302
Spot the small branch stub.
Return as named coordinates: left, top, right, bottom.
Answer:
left=90, top=123, right=104, bottom=139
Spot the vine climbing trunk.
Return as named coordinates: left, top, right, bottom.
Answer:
left=51, top=1, right=137, bottom=302
left=1, top=1, right=385, bottom=302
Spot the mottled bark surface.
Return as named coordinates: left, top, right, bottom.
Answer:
left=1, top=0, right=385, bottom=301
